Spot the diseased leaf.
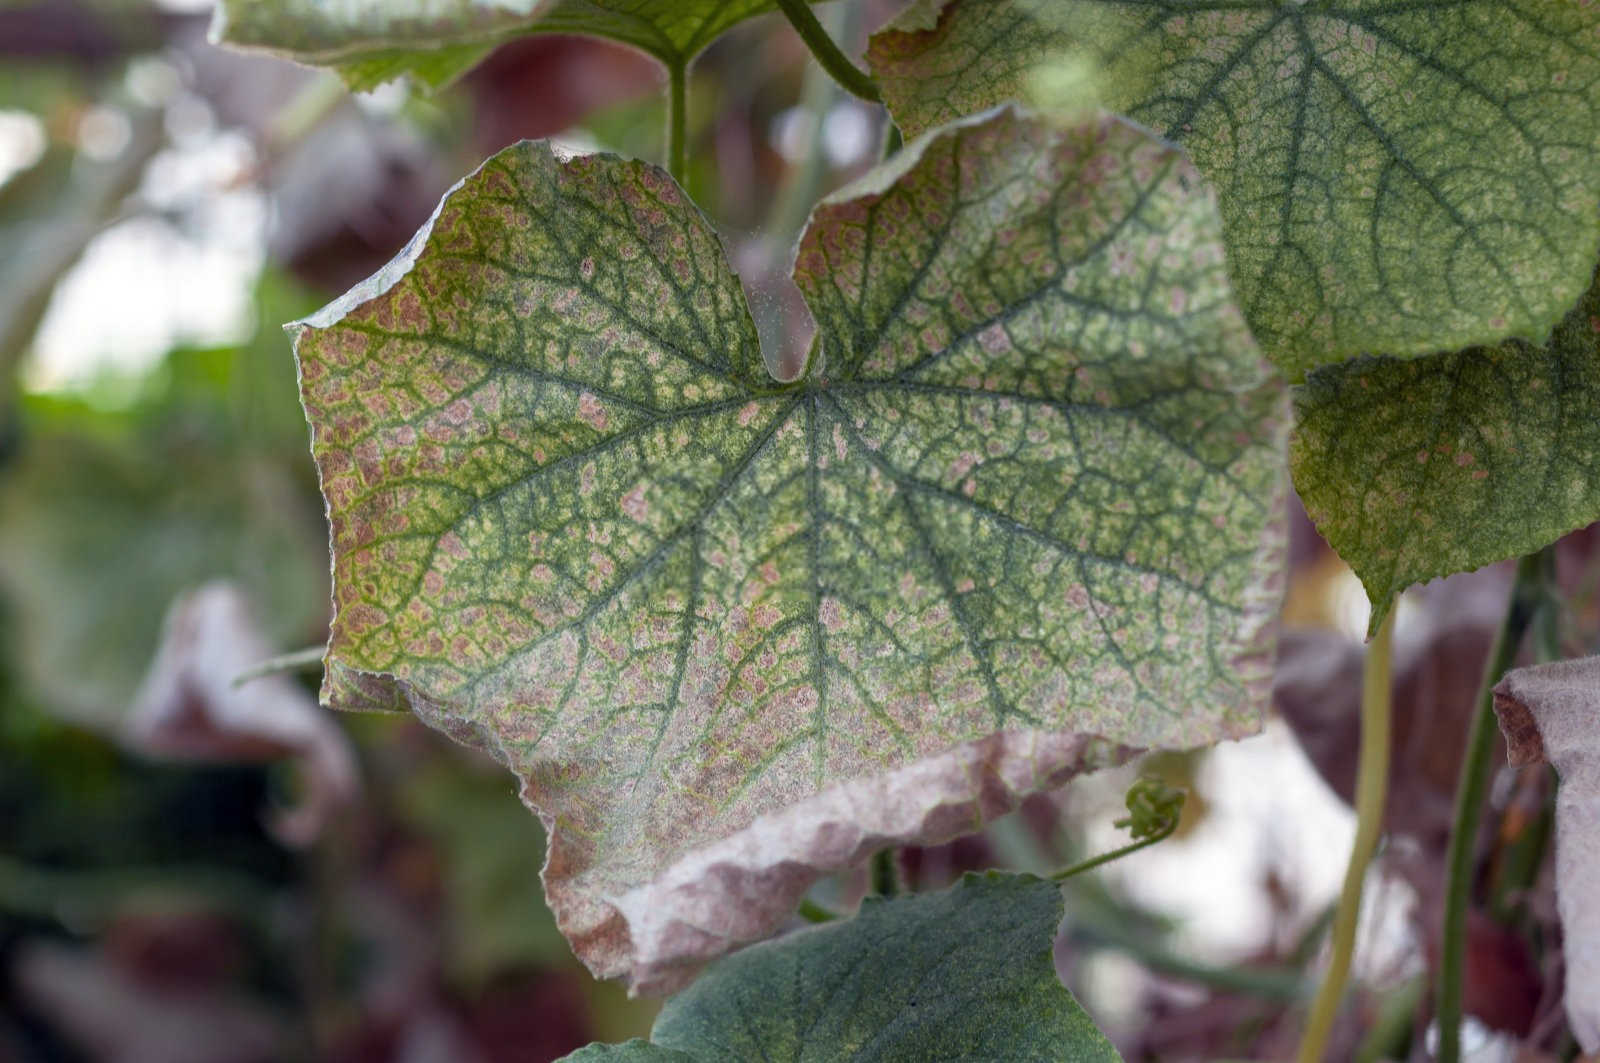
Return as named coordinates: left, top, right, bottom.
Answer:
left=867, top=0, right=1113, bottom=135
left=210, top=0, right=812, bottom=90
left=1492, top=657, right=1600, bottom=1054
left=867, top=0, right=1600, bottom=373
left=294, top=106, right=1287, bottom=990
left=561, top=873, right=1121, bottom=1062
left=1292, top=268, right=1600, bottom=631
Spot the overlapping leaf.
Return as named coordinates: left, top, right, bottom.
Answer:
left=294, top=106, right=1286, bottom=988
left=561, top=873, right=1120, bottom=1061
left=867, top=0, right=1600, bottom=373
left=1294, top=267, right=1600, bottom=630
left=211, top=0, right=813, bottom=90
left=1493, top=658, right=1600, bottom=1054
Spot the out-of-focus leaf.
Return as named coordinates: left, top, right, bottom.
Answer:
left=1493, top=656, right=1600, bottom=1054
left=398, top=757, right=569, bottom=983
left=0, top=430, right=326, bottom=728
left=210, top=0, right=820, bottom=90
left=12, top=939, right=285, bottom=1063
left=0, top=283, right=330, bottom=729
left=294, top=105, right=1286, bottom=990
left=867, top=0, right=1107, bottom=132
left=561, top=873, right=1120, bottom=1061
left=122, top=582, right=357, bottom=846
left=867, top=0, right=1600, bottom=374
left=0, top=107, right=163, bottom=405
left=1292, top=268, right=1600, bottom=633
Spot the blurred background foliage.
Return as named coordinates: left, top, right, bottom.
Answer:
left=2, top=1, right=1597, bottom=1060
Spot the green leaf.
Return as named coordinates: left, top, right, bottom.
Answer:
left=1292, top=266, right=1600, bottom=632
left=210, top=0, right=810, bottom=90
left=867, top=0, right=1600, bottom=373
left=0, top=412, right=329, bottom=728
left=561, top=873, right=1121, bottom=1062
left=561, top=1041, right=692, bottom=1062
left=293, top=106, right=1287, bottom=988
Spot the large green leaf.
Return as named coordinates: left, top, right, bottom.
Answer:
left=562, top=873, right=1120, bottom=1061
left=1293, top=267, right=1600, bottom=631
left=867, top=0, right=1600, bottom=374
left=293, top=106, right=1287, bottom=989
left=210, top=0, right=809, bottom=90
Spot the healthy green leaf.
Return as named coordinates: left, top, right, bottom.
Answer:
left=210, top=0, right=812, bottom=90
left=561, top=1041, right=692, bottom=1061
left=1292, top=267, right=1600, bottom=632
left=867, top=0, right=1600, bottom=373
left=293, top=106, right=1286, bottom=988
left=561, top=873, right=1121, bottom=1062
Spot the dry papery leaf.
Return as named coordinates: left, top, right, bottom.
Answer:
left=123, top=581, right=357, bottom=846
left=1493, top=656, right=1600, bottom=1053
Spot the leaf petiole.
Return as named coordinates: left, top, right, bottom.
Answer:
left=773, top=0, right=880, bottom=103
left=231, top=644, right=327, bottom=687
left=1297, top=606, right=1395, bottom=1063
left=665, top=61, right=687, bottom=184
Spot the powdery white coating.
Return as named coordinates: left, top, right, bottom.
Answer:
left=294, top=109, right=1289, bottom=992
left=1494, top=656, right=1600, bottom=1053
left=870, top=0, right=1600, bottom=372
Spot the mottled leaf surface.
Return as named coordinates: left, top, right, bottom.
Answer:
left=867, top=0, right=1600, bottom=373
left=294, top=107, right=1286, bottom=987
left=211, top=0, right=807, bottom=89
left=1293, top=268, right=1600, bottom=630
left=562, top=874, right=1120, bottom=1062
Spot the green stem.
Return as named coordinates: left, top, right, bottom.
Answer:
left=1436, top=550, right=1546, bottom=1062
left=232, top=644, right=327, bottom=687
left=797, top=897, right=837, bottom=923
left=1050, top=818, right=1179, bottom=881
left=1297, top=606, right=1395, bottom=1063
left=773, top=0, right=881, bottom=103
left=666, top=61, right=687, bottom=185
left=870, top=848, right=899, bottom=896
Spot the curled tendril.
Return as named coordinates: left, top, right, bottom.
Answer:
left=1052, top=776, right=1186, bottom=881
left=1114, top=777, right=1186, bottom=841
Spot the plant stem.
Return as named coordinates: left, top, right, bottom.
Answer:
left=1436, top=550, right=1546, bottom=1062
left=870, top=848, right=899, bottom=895
left=1297, top=606, right=1395, bottom=1063
left=666, top=60, right=687, bottom=185
left=773, top=0, right=881, bottom=103
left=232, top=644, right=327, bottom=686
left=1050, top=818, right=1179, bottom=881
left=1353, top=972, right=1425, bottom=1063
